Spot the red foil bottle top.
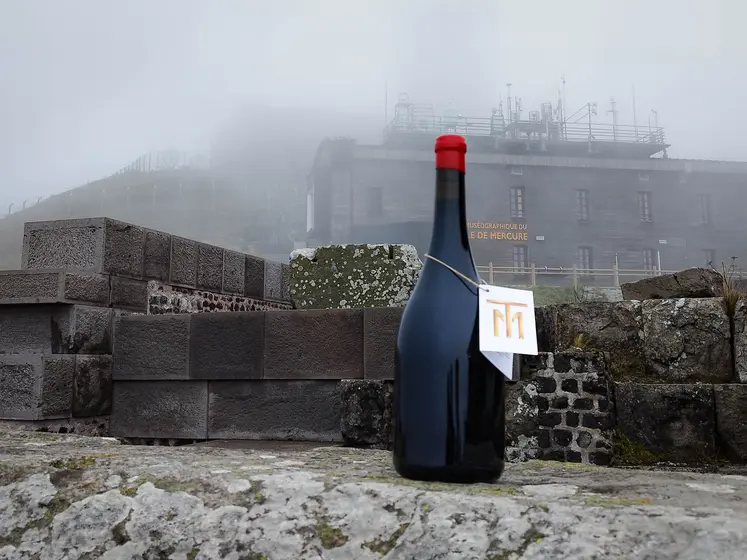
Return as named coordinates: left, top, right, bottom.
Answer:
left=434, top=134, right=467, bottom=173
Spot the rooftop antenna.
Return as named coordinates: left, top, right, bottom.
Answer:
left=631, top=85, right=639, bottom=138
left=506, top=83, right=513, bottom=125
left=561, top=75, right=567, bottom=140
left=607, top=98, right=618, bottom=141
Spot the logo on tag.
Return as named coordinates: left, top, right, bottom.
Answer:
left=478, top=285, right=538, bottom=380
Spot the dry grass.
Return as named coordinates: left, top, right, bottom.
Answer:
left=710, top=257, right=745, bottom=317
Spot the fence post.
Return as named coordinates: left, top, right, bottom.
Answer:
left=613, top=262, right=620, bottom=287
left=531, top=263, right=536, bottom=286
left=488, top=262, right=494, bottom=284
left=572, top=265, right=578, bottom=290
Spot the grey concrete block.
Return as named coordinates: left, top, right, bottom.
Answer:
left=40, top=356, right=75, bottom=418
left=264, top=309, right=363, bottom=379
left=102, top=220, right=145, bottom=278
left=64, top=272, right=110, bottom=306
left=0, top=270, right=110, bottom=307
left=0, top=305, right=69, bottom=354
left=143, top=229, right=171, bottom=281
left=0, top=354, right=73, bottom=420
left=245, top=255, right=265, bottom=298
left=281, top=263, right=291, bottom=301
left=113, top=315, right=190, bottom=380
left=23, top=218, right=145, bottom=279
left=363, top=307, right=403, bottom=380
left=208, top=380, right=341, bottom=441
left=264, top=260, right=283, bottom=301
left=170, top=236, right=198, bottom=287
left=110, top=277, right=147, bottom=312
left=190, top=312, right=263, bottom=379
left=197, top=243, right=224, bottom=291
left=0, top=270, right=60, bottom=303
left=73, top=355, right=113, bottom=417
left=714, top=384, right=747, bottom=462
left=110, top=381, right=207, bottom=439
left=223, top=251, right=246, bottom=295
left=64, top=305, right=114, bottom=354
left=23, top=218, right=103, bottom=271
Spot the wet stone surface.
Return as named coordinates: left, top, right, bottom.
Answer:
left=3, top=431, right=747, bottom=559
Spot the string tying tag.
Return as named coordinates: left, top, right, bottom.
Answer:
left=424, top=254, right=489, bottom=291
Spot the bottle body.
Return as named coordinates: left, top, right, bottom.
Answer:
left=392, top=143, right=506, bottom=484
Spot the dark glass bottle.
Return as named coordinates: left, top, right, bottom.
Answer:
left=392, top=134, right=506, bottom=484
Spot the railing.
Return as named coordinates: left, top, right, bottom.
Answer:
left=384, top=115, right=666, bottom=146
left=476, top=263, right=676, bottom=289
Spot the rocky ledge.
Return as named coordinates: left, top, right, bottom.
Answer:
left=2, top=432, right=747, bottom=559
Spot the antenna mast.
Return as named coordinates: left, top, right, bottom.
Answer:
left=607, top=98, right=618, bottom=141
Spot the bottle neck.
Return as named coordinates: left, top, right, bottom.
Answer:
left=427, top=168, right=472, bottom=260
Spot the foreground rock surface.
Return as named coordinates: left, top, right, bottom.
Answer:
left=620, top=267, right=722, bottom=301
left=3, top=432, right=747, bottom=559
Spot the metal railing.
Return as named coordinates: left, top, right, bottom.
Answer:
left=384, top=115, right=666, bottom=146
left=476, top=263, right=675, bottom=289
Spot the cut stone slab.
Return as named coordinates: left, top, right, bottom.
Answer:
left=22, top=217, right=145, bottom=279
left=0, top=355, right=74, bottom=420
left=109, top=380, right=207, bottom=439
left=289, top=244, right=422, bottom=309
left=621, top=267, right=723, bottom=300
left=731, top=299, right=747, bottom=383
left=614, top=383, right=716, bottom=464
left=0, top=270, right=110, bottom=307
left=208, top=380, right=342, bottom=441
left=642, top=298, right=732, bottom=383
left=714, top=384, right=747, bottom=462
left=3, top=431, right=747, bottom=559
left=554, top=301, right=644, bottom=380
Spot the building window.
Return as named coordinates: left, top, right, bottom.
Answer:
left=576, top=189, right=590, bottom=221
left=704, top=249, right=715, bottom=266
left=642, top=248, right=655, bottom=270
left=365, top=187, right=383, bottom=217
left=578, top=246, right=593, bottom=273
left=510, top=187, right=525, bottom=219
left=698, top=194, right=711, bottom=225
left=512, top=245, right=528, bottom=272
left=510, top=165, right=523, bottom=176
left=638, top=191, right=652, bottom=222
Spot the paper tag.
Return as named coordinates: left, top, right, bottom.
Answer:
left=479, top=285, right=538, bottom=380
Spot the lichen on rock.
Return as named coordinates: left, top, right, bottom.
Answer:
left=3, top=431, right=747, bottom=558
left=288, top=244, right=422, bottom=309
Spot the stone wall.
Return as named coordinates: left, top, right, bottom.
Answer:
left=0, top=218, right=292, bottom=434
left=109, top=308, right=397, bottom=442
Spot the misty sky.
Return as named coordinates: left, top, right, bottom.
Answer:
left=1, top=0, right=745, bottom=211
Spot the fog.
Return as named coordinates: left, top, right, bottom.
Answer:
left=0, top=0, right=745, bottom=213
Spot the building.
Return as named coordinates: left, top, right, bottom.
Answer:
left=306, top=93, right=747, bottom=284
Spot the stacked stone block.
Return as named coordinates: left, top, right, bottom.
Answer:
left=0, top=217, right=294, bottom=435
left=0, top=303, right=114, bottom=434
left=110, top=308, right=397, bottom=442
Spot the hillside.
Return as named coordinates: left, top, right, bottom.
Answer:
left=0, top=167, right=305, bottom=269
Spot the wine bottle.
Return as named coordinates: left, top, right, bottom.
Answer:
left=392, top=133, right=506, bottom=484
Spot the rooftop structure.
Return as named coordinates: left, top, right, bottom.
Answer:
left=383, top=92, right=669, bottom=159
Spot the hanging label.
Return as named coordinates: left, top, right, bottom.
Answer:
left=479, top=285, right=538, bottom=380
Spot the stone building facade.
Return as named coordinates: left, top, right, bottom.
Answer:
left=307, top=118, right=747, bottom=282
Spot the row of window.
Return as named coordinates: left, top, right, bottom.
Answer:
left=510, top=245, right=716, bottom=272
left=509, top=187, right=713, bottom=224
